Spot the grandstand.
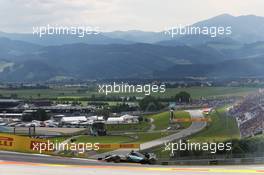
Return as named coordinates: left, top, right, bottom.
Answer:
left=229, top=89, right=264, bottom=137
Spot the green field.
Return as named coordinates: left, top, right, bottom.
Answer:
left=74, top=132, right=171, bottom=145
left=0, top=88, right=85, bottom=99
left=132, top=132, right=171, bottom=144
left=0, top=86, right=258, bottom=99
left=163, top=87, right=257, bottom=99
left=101, top=87, right=258, bottom=99
left=190, top=107, right=240, bottom=142
left=148, top=110, right=191, bottom=131
left=74, top=135, right=133, bottom=144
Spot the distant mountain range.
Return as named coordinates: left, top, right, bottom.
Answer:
left=0, top=14, right=264, bottom=82
left=1, top=14, right=264, bottom=46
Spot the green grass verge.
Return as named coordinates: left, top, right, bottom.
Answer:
left=132, top=132, right=171, bottom=144
left=175, top=111, right=192, bottom=128
left=0, top=86, right=257, bottom=99
left=74, top=135, right=133, bottom=144
left=190, top=107, right=240, bottom=142
left=148, top=110, right=191, bottom=131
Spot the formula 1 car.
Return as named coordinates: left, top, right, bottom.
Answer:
left=98, top=151, right=157, bottom=164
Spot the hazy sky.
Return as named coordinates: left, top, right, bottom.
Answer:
left=0, top=0, right=264, bottom=33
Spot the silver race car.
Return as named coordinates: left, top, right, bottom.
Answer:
left=98, top=151, right=157, bottom=164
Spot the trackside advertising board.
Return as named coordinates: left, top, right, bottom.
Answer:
left=0, top=133, right=51, bottom=154
left=0, top=133, right=140, bottom=154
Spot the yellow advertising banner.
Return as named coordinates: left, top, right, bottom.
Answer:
left=0, top=133, right=140, bottom=153
left=0, top=133, right=51, bottom=154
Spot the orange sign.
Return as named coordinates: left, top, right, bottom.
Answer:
left=98, top=143, right=140, bottom=149
left=174, top=117, right=212, bottom=123
left=120, top=144, right=139, bottom=149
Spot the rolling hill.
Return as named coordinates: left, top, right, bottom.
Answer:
left=0, top=43, right=224, bottom=81
left=0, top=14, right=264, bottom=81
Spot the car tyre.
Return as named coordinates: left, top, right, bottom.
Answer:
left=114, top=156, right=121, bottom=163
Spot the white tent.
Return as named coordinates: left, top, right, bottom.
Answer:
left=107, top=117, right=124, bottom=124
left=61, top=116, right=87, bottom=123
left=107, top=115, right=139, bottom=124
left=120, top=114, right=139, bottom=120
left=87, top=116, right=104, bottom=121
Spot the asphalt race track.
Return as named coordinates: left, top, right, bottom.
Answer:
left=92, top=109, right=207, bottom=159
left=140, top=109, right=207, bottom=150
left=0, top=110, right=263, bottom=175
left=1, top=151, right=264, bottom=175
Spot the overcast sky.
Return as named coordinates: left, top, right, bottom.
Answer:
left=0, top=0, right=264, bottom=33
